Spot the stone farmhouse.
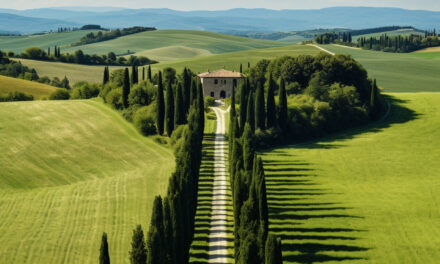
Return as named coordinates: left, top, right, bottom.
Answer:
left=197, top=69, right=246, bottom=99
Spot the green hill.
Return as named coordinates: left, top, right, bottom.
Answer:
left=0, top=100, right=174, bottom=263
left=0, top=75, right=56, bottom=99
left=318, top=44, right=440, bottom=92
left=262, top=92, right=440, bottom=263
left=352, top=28, right=424, bottom=41
left=0, top=30, right=98, bottom=53
left=64, top=30, right=287, bottom=61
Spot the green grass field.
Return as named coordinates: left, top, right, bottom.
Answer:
left=0, top=30, right=98, bottom=53
left=319, top=44, right=440, bottom=92
left=0, top=75, right=56, bottom=99
left=261, top=92, right=440, bottom=263
left=64, top=30, right=287, bottom=61
left=15, top=44, right=319, bottom=84
left=0, top=100, right=174, bottom=263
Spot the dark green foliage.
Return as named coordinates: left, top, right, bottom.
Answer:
left=142, top=67, right=145, bottom=81
left=99, top=232, right=110, bottom=264
left=156, top=72, right=165, bottom=135
left=265, top=234, right=283, bottom=264
left=165, top=82, right=175, bottom=137
left=240, top=63, right=243, bottom=73
left=242, top=123, right=255, bottom=172
left=162, top=197, right=174, bottom=264
left=75, top=27, right=155, bottom=45
left=370, top=79, right=377, bottom=109
left=49, top=89, right=70, bottom=100
left=148, top=65, right=152, bottom=81
left=255, top=82, right=266, bottom=130
left=231, top=84, right=236, bottom=118
left=174, top=83, right=185, bottom=126
left=61, top=76, right=70, bottom=89
left=182, top=68, right=191, bottom=115
left=163, top=67, right=176, bottom=85
left=246, top=91, right=255, bottom=132
left=129, top=225, right=147, bottom=264
left=133, top=106, right=156, bottom=136
left=266, top=73, right=277, bottom=128
left=131, top=65, right=138, bottom=85
left=122, top=68, right=130, bottom=108
left=103, top=66, right=109, bottom=85
left=72, top=82, right=100, bottom=99
left=0, top=91, right=33, bottom=102
left=197, top=78, right=205, bottom=130
left=147, top=196, right=165, bottom=264
left=239, top=80, right=248, bottom=132
left=278, top=78, right=288, bottom=132
left=190, top=79, right=197, bottom=106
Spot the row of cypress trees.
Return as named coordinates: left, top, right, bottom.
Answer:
left=229, top=81, right=283, bottom=264
left=99, top=76, right=205, bottom=264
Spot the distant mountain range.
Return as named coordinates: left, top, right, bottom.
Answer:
left=1, top=7, right=439, bottom=34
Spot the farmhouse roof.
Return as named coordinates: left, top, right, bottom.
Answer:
left=197, top=69, right=246, bottom=78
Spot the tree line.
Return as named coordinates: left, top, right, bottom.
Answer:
left=356, top=33, right=440, bottom=53
left=98, top=67, right=205, bottom=264
left=7, top=46, right=156, bottom=66
left=73, top=26, right=156, bottom=46
left=228, top=83, right=283, bottom=263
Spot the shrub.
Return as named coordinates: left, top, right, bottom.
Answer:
left=105, top=88, right=123, bottom=109
left=49, top=89, right=70, bottom=100
left=129, top=85, right=148, bottom=106
left=204, top=96, right=215, bottom=107
left=71, top=82, right=100, bottom=99
left=0, top=91, right=34, bottom=102
left=133, top=105, right=156, bottom=135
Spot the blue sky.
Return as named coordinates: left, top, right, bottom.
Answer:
left=2, top=0, right=440, bottom=11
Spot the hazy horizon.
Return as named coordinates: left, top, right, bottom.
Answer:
left=1, top=0, right=440, bottom=12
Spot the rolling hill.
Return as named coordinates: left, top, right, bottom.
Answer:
left=262, top=92, right=440, bottom=263
left=0, top=75, right=56, bottom=99
left=0, top=100, right=174, bottom=263
left=0, top=12, right=78, bottom=34
left=0, top=30, right=99, bottom=53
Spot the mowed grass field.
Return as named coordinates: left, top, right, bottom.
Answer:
left=15, top=44, right=319, bottom=84
left=0, top=100, right=174, bottom=263
left=0, top=30, right=99, bottom=53
left=0, top=75, right=56, bottom=99
left=64, top=30, right=287, bottom=61
left=319, top=44, right=440, bottom=92
left=261, top=93, right=440, bottom=263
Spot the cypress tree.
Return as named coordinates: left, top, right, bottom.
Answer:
left=266, top=73, right=276, bottom=128
left=103, top=66, right=109, bottom=85
left=47, top=47, right=50, bottom=56
left=240, top=64, right=243, bottom=73
left=142, top=67, right=145, bottom=81
left=157, top=72, right=165, bottom=135
left=131, top=65, right=138, bottom=85
left=148, top=65, right=152, bottom=81
left=182, top=68, right=191, bottom=115
left=196, top=78, right=205, bottom=130
left=165, top=82, right=175, bottom=137
left=174, top=82, right=185, bottom=126
left=265, top=234, right=283, bottom=264
left=242, top=123, right=255, bottom=172
left=99, top=232, right=110, bottom=264
left=231, top=83, right=236, bottom=118
left=122, top=68, right=130, bottom=108
left=278, top=79, right=288, bottom=132
left=190, top=79, right=197, bottom=106
left=147, top=196, right=165, bottom=264
left=239, top=80, right=248, bottom=133
left=255, top=82, right=265, bottom=130
left=370, top=79, right=377, bottom=109
left=129, top=225, right=147, bottom=264
left=246, top=91, right=255, bottom=132
left=162, top=197, right=174, bottom=264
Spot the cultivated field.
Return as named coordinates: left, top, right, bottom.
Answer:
left=64, top=30, right=287, bottom=61
left=0, top=75, right=56, bottom=99
left=0, top=30, right=99, bottom=53
left=261, top=93, right=440, bottom=263
left=0, top=100, right=174, bottom=263
left=15, top=44, right=319, bottom=84
left=319, top=44, right=440, bottom=92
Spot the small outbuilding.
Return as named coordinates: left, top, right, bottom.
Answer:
left=198, top=69, right=246, bottom=99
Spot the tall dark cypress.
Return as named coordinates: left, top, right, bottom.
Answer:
left=196, top=78, right=205, bottom=130
left=129, top=225, right=147, bottom=264
left=103, top=66, right=109, bottom=85
left=370, top=79, right=377, bottom=109
left=175, top=82, right=185, bottom=126
left=190, top=79, right=197, bottom=106
left=242, top=123, right=255, bottom=172
left=162, top=197, right=174, bottom=264
left=157, top=72, right=165, bottom=135
left=182, top=68, right=191, bottom=114
left=278, top=79, right=288, bottom=132
left=142, top=67, right=145, bottom=81
left=165, top=82, right=175, bottom=137
left=255, top=82, right=265, bottom=130
left=246, top=91, right=255, bottom=132
left=131, top=65, right=138, bottom=85
left=266, top=73, right=276, bottom=128
left=231, top=83, right=236, bottom=118
left=240, top=64, right=243, bottom=73
left=265, top=234, right=283, bottom=264
left=239, top=80, right=248, bottom=133
left=47, top=47, right=50, bottom=57
left=99, top=232, right=110, bottom=264
left=148, top=65, right=152, bottom=81
left=122, top=68, right=130, bottom=108
left=147, top=196, right=165, bottom=264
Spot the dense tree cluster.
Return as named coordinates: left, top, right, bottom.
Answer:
left=10, top=47, right=156, bottom=66
left=356, top=33, right=440, bottom=53
left=74, top=26, right=156, bottom=46
left=229, top=85, right=283, bottom=263
left=314, top=32, right=352, bottom=44
left=235, top=53, right=383, bottom=147
left=0, top=91, right=34, bottom=102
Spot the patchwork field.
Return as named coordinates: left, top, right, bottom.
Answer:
left=65, top=30, right=287, bottom=61
left=15, top=44, right=319, bottom=84
left=0, top=75, right=56, bottom=99
left=0, top=100, right=174, bottom=263
left=0, top=30, right=99, bottom=53
left=261, top=93, right=440, bottom=263
left=319, top=44, right=440, bottom=92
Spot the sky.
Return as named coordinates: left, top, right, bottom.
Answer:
left=1, top=0, right=440, bottom=11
